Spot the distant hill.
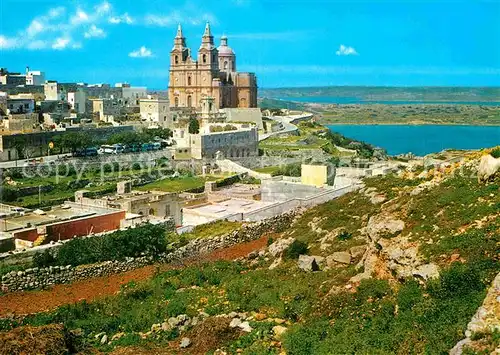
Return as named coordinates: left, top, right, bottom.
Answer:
left=260, top=86, right=500, bottom=102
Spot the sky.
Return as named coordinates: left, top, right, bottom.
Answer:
left=0, top=0, right=499, bottom=89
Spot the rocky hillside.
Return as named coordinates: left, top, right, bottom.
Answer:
left=1, top=148, right=499, bottom=355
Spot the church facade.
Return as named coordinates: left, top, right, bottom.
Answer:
left=168, top=23, right=258, bottom=110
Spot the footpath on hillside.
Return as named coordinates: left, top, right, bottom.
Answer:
left=0, top=236, right=268, bottom=317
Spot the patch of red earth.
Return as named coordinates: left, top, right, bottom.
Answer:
left=0, top=236, right=268, bottom=317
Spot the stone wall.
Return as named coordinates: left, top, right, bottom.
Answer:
left=1, top=212, right=297, bottom=293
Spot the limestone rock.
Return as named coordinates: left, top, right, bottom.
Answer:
left=229, top=318, right=242, bottom=328
left=269, top=257, right=282, bottom=270
left=100, top=334, right=108, bottom=345
left=268, top=237, right=296, bottom=257
left=272, top=325, right=288, bottom=339
left=478, top=154, right=500, bottom=182
left=449, top=338, right=471, bottom=355
left=367, top=214, right=405, bottom=241
left=412, top=263, right=440, bottom=280
left=111, top=332, right=125, bottom=341
left=180, top=337, right=191, bottom=348
left=238, top=321, right=253, bottom=333
left=329, top=252, right=351, bottom=265
left=297, top=255, right=321, bottom=272
left=349, top=245, right=367, bottom=258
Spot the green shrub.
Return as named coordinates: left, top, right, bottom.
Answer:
left=165, top=297, right=188, bottom=317
left=337, top=230, right=352, bottom=241
left=397, top=280, right=423, bottom=311
left=33, top=223, right=169, bottom=267
left=428, top=262, right=485, bottom=299
left=284, top=240, right=308, bottom=260
left=282, top=319, right=329, bottom=355
left=491, top=147, right=500, bottom=158
left=32, top=249, right=57, bottom=268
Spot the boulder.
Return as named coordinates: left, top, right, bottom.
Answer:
left=229, top=318, right=242, bottom=328
left=298, top=255, right=321, bottom=272
left=180, top=337, right=191, bottom=348
left=100, top=334, right=108, bottom=345
left=272, top=325, right=288, bottom=339
left=238, top=321, right=253, bottom=333
left=367, top=214, right=405, bottom=241
left=328, top=252, right=351, bottom=265
left=268, top=237, right=296, bottom=257
left=269, top=257, right=282, bottom=270
left=412, top=263, right=440, bottom=280
left=349, top=245, right=367, bottom=258
left=477, top=154, right=500, bottom=182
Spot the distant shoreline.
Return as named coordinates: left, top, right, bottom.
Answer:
left=322, top=121, right=500, bottom=126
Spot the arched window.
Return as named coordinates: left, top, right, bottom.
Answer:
left=187, top=95, right=192, bottom=108
left=175, top=55, right=179, bottom=64
left=203, top=54, right=207, bottom=63
left=174, top=97, right=179, bottom=107
left=223, top=61, right=228, bottom=70
left=188, top=76, right=192, bottom=86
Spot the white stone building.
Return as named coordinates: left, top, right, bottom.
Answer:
left=25, top=70, right=45, bottom=86
left=67, top=90, right=87, bottom=114
left=5, top=94, right=35, bottom=114
left=122, top=86, right=148, bottom=106
left=44, top=81, right=60, bottom=101
left=139, top=96, right=171, bottom=128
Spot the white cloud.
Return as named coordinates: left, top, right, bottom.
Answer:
left=27, top=40, right=48, bottom=50
left=84, top=25, right=106, bottom=38
left=1, top=2, right=217, bottom=52
left=145, top=14, right=179, bottom=27
left=0, top=35, right=18, bottom=49
left=109, top=13, right=134, bottom=25
left=145, top=11, right=217, bottom=27
left=129, top=46, right=153, bottom=58
left=26, top=20, right=45, bottom=37
left=52, top=37, right=71, bottom=50
left=48, top=7, right=65, bottom=18
left=336, top=44, right=358, bottom=56
left=96, top=1, right=112, bottom=15
left=71, top=9, right=90, bottom=25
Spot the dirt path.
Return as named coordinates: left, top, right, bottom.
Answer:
left=0, top=237, right=268, bottom=317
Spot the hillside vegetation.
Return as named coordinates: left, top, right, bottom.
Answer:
left=0, top=149, right=499, bottom=354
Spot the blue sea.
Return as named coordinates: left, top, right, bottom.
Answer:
left=278, top=96, right=500, bottom=106
left=327, top=125, right=500, bottom=156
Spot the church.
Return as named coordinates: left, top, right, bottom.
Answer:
left=168, top=23, right=258, bottom=110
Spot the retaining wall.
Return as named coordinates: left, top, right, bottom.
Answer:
left=1, top=212, right=297, bottom=293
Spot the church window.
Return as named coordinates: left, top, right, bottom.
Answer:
left=188, top=76, right=192, bottom=85
left=175, top=55, right=179, bottom=64
left=187, top=95, right=192, bottom=108
left=203, top=54, right=207, bottom=63
left=174, top=97, right=179, bottom=107
left=223, top=61, right=228, bottom=70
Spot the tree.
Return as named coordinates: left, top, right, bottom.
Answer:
left=188, top=118, right=200, bottom=134
left=9, top=135, right=27, bottom=166
left=56, top=132, right=95, bottom=154
left=146, top=127, right=173, bottom=140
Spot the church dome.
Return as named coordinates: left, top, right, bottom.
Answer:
left=217, top=35, right=235, bottom=56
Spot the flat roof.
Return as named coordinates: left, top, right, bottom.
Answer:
left=0, top=203, right=120, bottom=233
left=182, top=198, right=273, bottom=226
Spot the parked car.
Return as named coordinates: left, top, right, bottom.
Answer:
left=98, top=145, right=119, bottom=154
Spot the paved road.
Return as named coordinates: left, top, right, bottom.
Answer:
left=259, top=114, right=312, bottom=141
left=0, top=154, right=72, bottom=169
